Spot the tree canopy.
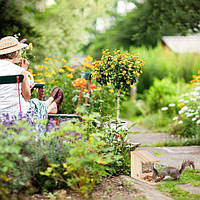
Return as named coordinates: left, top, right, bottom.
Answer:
left=86, top=0, right=200, bottom=57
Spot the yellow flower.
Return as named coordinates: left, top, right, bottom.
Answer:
left=130, top=85, right=136, bottom=89
left=67, top=73, right=73, bottom=79
left=178, top=103, right=184, bottom=108
left=63, top=163, right=67, bottom=168
left=198, top=69, right=200, bottom=74
left=43, top=61, right=49, bottom=64
left=64, top=65, right=72, bottom=72
left=111, top=65, right=114, bottom=69
left=192, top=83, right=198, bottom=86
left=97, top=160, right=107, bottom=165
left=109, top=89, right=114, bottom=93
left=37, top=72, right=42, bottom=76
left=74, top=57, right=78, bottom=61
left=29, top=43, right=33, bottom=50
left=122, top=71, right=126, bottom=75
left=58, top=68, right=65, bottom=73
left=62, top=58, right=67, bottom=63
left=28, top=69, right=33, bottom=74
left=45, top=74, right=52, bottom=78
left=89, top=136, right=94, bottom=142
left=186, top=84, right=190, bottom=88
left=97, top=86, right=102, bottom=90
left=127, top=81, right=130, bottom=84
left=37, top=65, right=45, bottom=69
left=87, top=55, right=93, bottom=62
left=44, top=58, right=51, bottom=61
left=34, top=79, right=44, bottom=83
left=51, top=71, right=56, bottom=75
left=51, top=67, right=57, bottom=70
left=84, top=89, right=88, bottom=92
left=83, top=58, right=89, bottom=62
left=54, top=59, right=58, bottom=62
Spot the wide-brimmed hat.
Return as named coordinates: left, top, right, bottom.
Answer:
left=0, top=36, right=28, bottom=55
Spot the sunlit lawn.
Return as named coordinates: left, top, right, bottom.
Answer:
left=157, top=169, right=200, bottom=200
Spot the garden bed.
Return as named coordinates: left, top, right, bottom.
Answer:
left=30, top=176, right=145, bottom=200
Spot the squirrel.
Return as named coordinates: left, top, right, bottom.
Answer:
left=152, top=160, right=195, bottom=182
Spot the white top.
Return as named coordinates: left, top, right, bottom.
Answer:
left=0, top=60, right=30, bottom=118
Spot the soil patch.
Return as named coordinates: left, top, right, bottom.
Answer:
left=30, top=176, right=145, bottom=200
left=178, top=183, right=200, bottom=194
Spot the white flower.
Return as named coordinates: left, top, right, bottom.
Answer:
left=169, top=104, right=175, bottom=107
left=173, top=117, right=178, bottom=121
left=192, top=117, right=197, bottom=121
left=178, top=121, right=183, bottom=124
left=161, top=107, right=168, bottom=111
left=196, top=120, right=200, bottom=125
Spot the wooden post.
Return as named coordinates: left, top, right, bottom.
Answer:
left=117, top=89, right=120, bottom=121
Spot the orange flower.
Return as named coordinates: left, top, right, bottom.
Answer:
left=73, top=78, right=88, bottom=88
left=89, top=84, right=96, bottom=90
left=178, top=102, right=184, bottom=108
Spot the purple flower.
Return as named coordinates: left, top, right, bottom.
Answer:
left=96, top=123, right=101, bottom=128
left=3, top=113, right=9, bottom=121
left=17, top=112, right=23, bottom=120
left=71, top=131, right=78, bottom=137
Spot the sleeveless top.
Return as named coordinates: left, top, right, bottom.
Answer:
left=0, top=60, right=30, bottom=118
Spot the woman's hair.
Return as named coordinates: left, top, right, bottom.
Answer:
left=0, top=50, right=20, bottom=59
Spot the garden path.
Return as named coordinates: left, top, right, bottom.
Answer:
left=127, top=123, right=200, bottom=169
left=124, top=121, right=200, bottom=199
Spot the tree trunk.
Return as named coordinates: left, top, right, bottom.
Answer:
left=117, top=89, right=120, bottom=121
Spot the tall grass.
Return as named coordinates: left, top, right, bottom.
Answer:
left=129, top=44, right=200, bottom=93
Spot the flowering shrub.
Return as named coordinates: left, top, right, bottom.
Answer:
left=0, top=109, right=137, bottom=199
left=170, top=71, right=200, bottom=138
left=0, top=116, right=37, bottom=199
left=161, top=70, right=200, bottom=138
left=30, top=58, right=81, bottom=114
left=92, top=49, right=144, bottom=120
left=92, top=49, right=144, bottom=91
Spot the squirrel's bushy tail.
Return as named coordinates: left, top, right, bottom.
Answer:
left=179, top=160, right=195, bottom=174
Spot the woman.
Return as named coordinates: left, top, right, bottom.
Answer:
left=0, top=36, right=63, bottom=132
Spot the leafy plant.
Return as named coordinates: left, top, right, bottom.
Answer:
left=92, top=49, right=144, bottom=120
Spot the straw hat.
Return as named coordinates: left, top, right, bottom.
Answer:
left=0, top=36, right=28, bottom=55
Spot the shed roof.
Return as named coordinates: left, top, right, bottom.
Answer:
left=162, top=34, right=200, bottom=53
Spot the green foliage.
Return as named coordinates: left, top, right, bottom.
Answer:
left=31, top=0, right=118, bottom=61
left=120, top=100, right=146, bottom=119
left=0, top=110, right=134, bottom=198
left=157, top=169, right=200, bottom=200
left=170, top=82, right=200, bottom=138
left=145, top=77, right=184, bottom=114
left=86, top=0, right=200, bottom=54
left=39, top=113, right=135, bottom=198
left=88, top=85, right=117, bottom=117
left=0, top=119, right=36, bottom=199
left=133, top=45, right=200, bottom=94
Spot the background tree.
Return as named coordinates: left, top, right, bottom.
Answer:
left=85, top=0, right=200, bottom=57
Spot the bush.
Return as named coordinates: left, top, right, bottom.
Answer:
left=0, top=109, right=136, bottom=199
left=145, top=77, right=186, bottom=114
left=171, top=83, right=200, bottom=138
left=0, top=116, right=37, bottom=199
left=129, top=45, right=200, bottom=93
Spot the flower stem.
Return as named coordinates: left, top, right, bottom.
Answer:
left=117, top=89, right=120, bottom=121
